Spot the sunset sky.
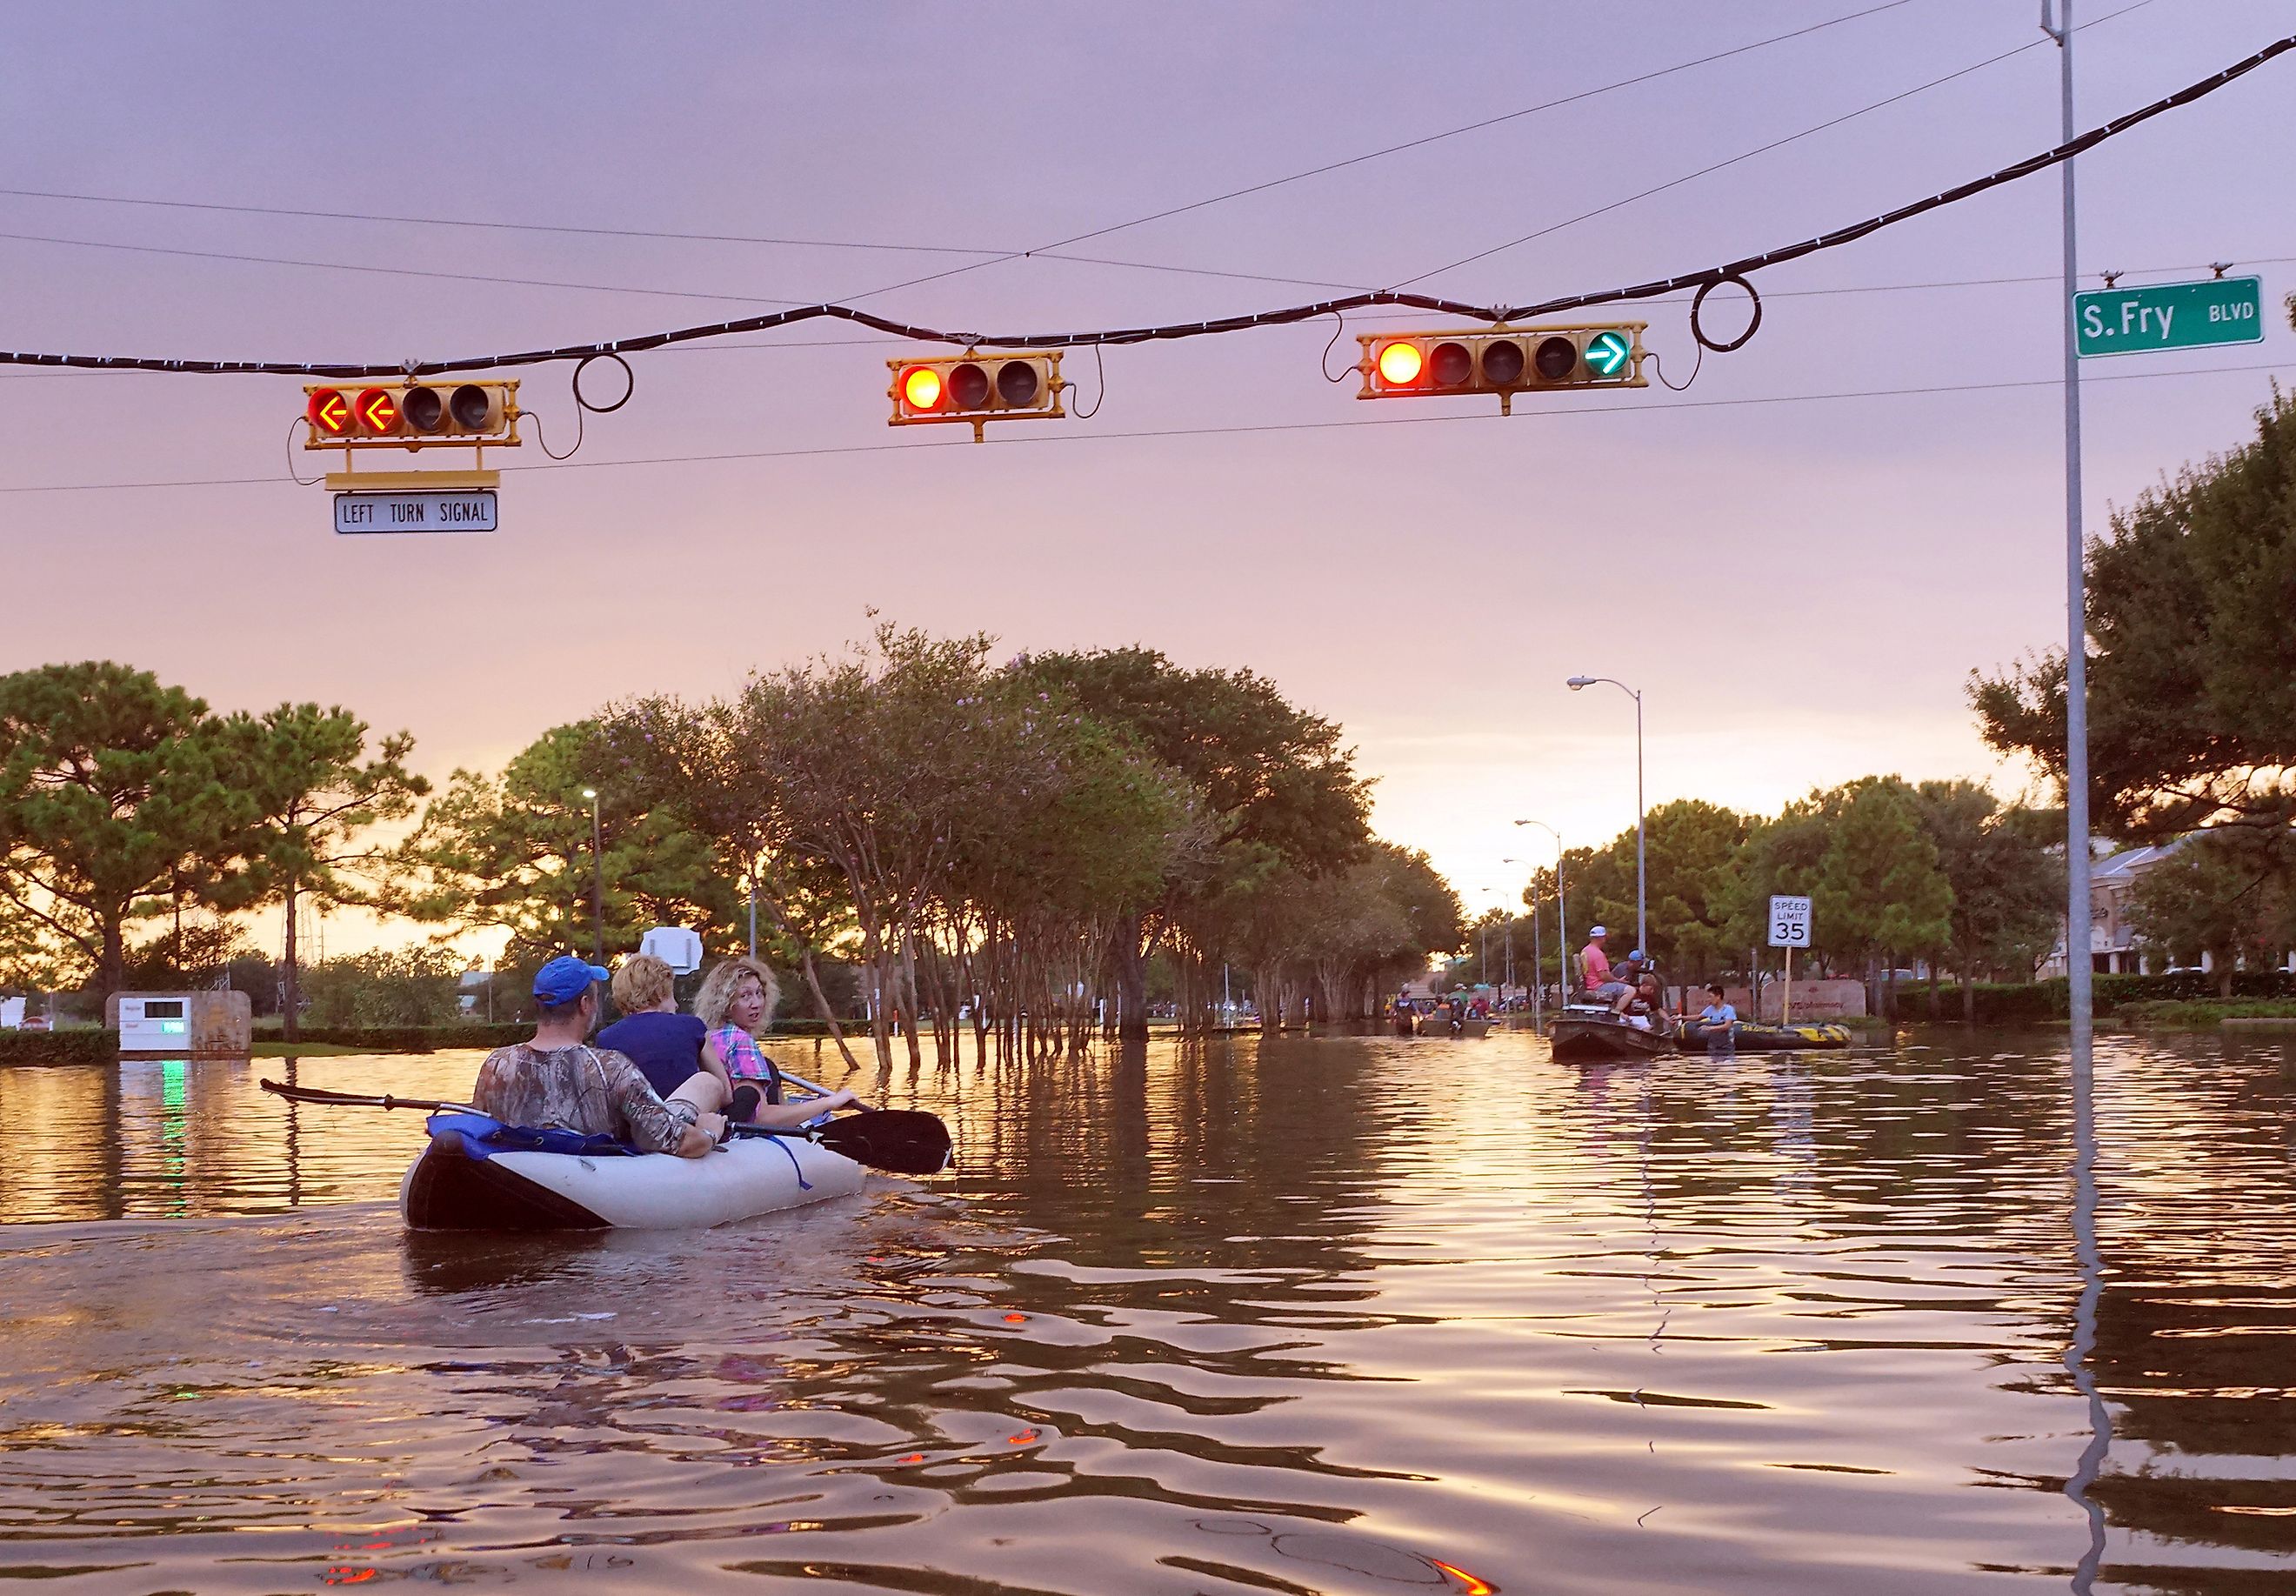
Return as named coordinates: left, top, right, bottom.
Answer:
left=4, top=1, right=2292, bottom=950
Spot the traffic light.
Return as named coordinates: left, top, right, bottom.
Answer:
left=1355, top=324, right=1646, bottom=413
left=302, top=380, right=522, bottom=451
left=888, top=351, right=1065, bottom=441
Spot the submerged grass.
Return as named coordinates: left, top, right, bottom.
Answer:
left=2120, top=998, right=2296, bottom=1028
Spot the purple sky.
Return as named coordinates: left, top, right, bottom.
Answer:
left=4, top=1, right=2292, bottom=943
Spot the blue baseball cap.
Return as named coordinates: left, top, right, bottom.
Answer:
left=534, top=955, right=610, bottom=1006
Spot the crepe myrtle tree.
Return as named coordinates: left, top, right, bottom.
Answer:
left=1017, top=646, right=1372, bottom=1041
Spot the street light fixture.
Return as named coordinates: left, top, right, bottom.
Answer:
left=581, top=787, right=604, bottom=965
left=1565, top=675, right=1645, bottom=956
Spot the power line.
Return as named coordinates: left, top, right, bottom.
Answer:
left=5, top=357, right=2285, bottom=496
left=3, top=30, right=2290, bottom=377
left=0, top=230, right=814, bottom=307
left=1395, top=4, right=2155, bottom=287
left=0, top=227, right=1378, bottom=305
left=0, top=1, right=1917, bottom=317
left=1023, top=0, right=1926, bottom=257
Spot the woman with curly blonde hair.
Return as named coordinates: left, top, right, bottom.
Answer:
left=692, top=955, right=863, bottom=1129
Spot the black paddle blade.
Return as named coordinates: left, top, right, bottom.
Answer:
left=814, top=1110, right=951, bottom=1176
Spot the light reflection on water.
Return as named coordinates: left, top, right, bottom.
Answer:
left=0, top=1029, right=2290, bottom=1593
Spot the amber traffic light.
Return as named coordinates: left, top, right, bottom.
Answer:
left=889, top=351, right=1065, bottom=441
left=1356, top=324, right=1646, bottom=413
left=301, top=379, right=522, bottom=451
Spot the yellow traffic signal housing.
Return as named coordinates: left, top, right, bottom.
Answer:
left=888, top=351, right=1065, bottom=441
left=1357, top=324, right=1646, bottom=413
left=302, top=379, right=522, bottom=451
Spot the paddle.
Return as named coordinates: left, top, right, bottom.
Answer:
left=736, top=1112, right=951, bottom=1177
left=261, top=1078, right=472, bottom=1113
left=764, top=1065, right=954, bottom=1176
left=261, top=1077, right=953, bottom=1177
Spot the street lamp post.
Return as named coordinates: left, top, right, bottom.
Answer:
left=1512, top=819, right=1567, bottom=1007
left=1566, top=676, right=1645, bottom=955
left=582, top=787, right=604, bottom=965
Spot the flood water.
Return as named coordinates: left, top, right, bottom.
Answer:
left=1, top=1029, right=2291, bottom=1594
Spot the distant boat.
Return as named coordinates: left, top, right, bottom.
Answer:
left=1412, top=1009, right=1489, bottom=1038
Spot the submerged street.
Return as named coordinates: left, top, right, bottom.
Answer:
left=3, top=1029, right=2289, bottom=1593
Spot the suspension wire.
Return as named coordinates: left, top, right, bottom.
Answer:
left=1, top=31, right=2286, bottom=380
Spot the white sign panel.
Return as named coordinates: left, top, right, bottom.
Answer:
left=334, top=490, right=497, bottom=535
left=1767, top=893, right=1812, bottom=948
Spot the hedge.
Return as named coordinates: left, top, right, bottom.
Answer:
left=0, top=1017, right=861, bottom=1065
left=1886, top=970, right=2296, bottom=1025
left=0, top=1030, right=119, bottom=1065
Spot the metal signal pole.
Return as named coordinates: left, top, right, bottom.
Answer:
left=2044, top=0, right=2092, bottom=1053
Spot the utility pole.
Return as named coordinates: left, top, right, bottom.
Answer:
left=583, top=787, right=604, bottom=965
left=2043, top=0, right=2093, bottom=1055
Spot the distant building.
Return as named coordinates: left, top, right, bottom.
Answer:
left=2039, top=835, right=2294, bottom=978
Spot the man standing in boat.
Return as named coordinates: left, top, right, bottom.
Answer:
left=471, top=955, right=731, bottom=1157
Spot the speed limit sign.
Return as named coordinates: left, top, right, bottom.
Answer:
left=1767, top=894, right=1812, bottom=948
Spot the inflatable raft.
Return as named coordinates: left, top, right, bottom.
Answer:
left=1675, top=1020, right=1854, bottom=1053
left=401, top=1112, right=865, bottom=1231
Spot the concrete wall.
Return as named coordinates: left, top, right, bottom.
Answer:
left=102, top=991, right=252, bottom=1057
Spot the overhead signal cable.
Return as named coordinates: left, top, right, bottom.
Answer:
left=5, top=30, right=2286, bottom=379
left=5, top=357, right=2286, bottom=496
left=2, top=246, right=2280, bottom=380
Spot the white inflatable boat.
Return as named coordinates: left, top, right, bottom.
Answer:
left=401, top=1112, right=865, bottom=1231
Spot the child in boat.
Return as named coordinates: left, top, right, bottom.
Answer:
left=692, top=955, right=864, bottom=1131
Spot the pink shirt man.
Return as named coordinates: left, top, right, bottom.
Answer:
left=1580, top=932, right=1612, bottom=988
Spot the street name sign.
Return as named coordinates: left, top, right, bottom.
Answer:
left=1767, top=894, right=1812, bottom=949
left=333, top=489, right=497, bottom=535
left=2073, top=276, right=2263, bottom=357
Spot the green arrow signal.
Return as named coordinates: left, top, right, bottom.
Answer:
left=1585, top=331, right=1631, bottom=377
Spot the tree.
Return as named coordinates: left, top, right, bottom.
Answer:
left=1912, top=780, right=2063, bottom=1014
left=1023, top=647, right=1372, bottom=1038
left=0, top=663, right=256, bottom=996
left=221, top=703, right=428, bottom=1039
left=1972, top=389, right=2296, bottom=843
left=1814, top=778, right=1955, bottom=1013
left=2128, top=831, right=2291, bottom=996
left=299, top=946, right=467, bottom=1028
left=397, top=721, right=738, bottom=972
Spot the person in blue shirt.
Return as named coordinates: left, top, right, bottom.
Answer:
left=597, top=954, right=760, bottom=1122
left=1694, top=982, right=1739, bottom=1053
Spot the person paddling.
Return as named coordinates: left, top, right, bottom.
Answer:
left=1695, top=982, right=1739, bottom=1054
left=471, top=955, right=728, bottom=1158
